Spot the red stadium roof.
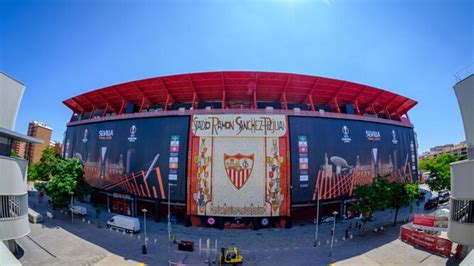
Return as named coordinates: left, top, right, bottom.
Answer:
left=63, top=71, right=417, bottom=120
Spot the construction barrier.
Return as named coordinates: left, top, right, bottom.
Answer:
left=399, top=225, right=452, bottom=257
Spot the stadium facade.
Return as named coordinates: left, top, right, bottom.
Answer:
left=63, top=71, right=418, bottom=228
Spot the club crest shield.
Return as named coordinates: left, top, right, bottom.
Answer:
left=224, top=153, right=254, bottom=190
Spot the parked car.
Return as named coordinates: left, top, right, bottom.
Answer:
left=438, top=190, right=450, bottom=203
left=106, top=215, right=140, bottom=233
left=424, top=196, right=439, bottom=210
left=70, top=206, right=88, bottom=216
left=320, top=216, right=335, bottom=224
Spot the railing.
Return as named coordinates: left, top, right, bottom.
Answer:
left=0, top=194, right=28, bottom=221
left=68, top=108, right=413, bottom=128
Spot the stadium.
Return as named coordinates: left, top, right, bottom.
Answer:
left=63, top=71, right=418, bottom=229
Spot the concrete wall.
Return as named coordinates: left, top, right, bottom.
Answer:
left=0, top=73, right=30, bottom=242
left=449, top=74, right=474, bottom=247
left=454, top=75, right=474, bottom=156
left=0, top=73, right=25, bottom=130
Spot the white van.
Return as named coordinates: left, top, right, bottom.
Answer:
left=106, top=215, right=140, bottom=233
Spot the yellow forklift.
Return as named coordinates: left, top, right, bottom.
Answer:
left=219, top=247, right=244, bottom=265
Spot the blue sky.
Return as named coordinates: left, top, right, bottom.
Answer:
left=1, top=0, right=472, bottom=153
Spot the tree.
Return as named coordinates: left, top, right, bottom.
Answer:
left=386, top=182, right=420, bottom=226
left=42, top=158, right=90, bottom=207
left=352, top=175, right=390, bottom=224
left=28, top=147, right=61, bottom=181
left=95, top=207, right=102, bottom=228
left=419, top=153, right=463, bottom=191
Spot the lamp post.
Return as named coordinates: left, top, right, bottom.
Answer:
left=314, top=188, right=321, bottom=247
left=69, top=191, right=74, bottom=223
left=142, top=208, right=148, bottom=254
left=329, top=211, right=338, bottom=260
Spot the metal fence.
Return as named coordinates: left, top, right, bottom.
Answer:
left=0, top=194, right=28, bottom=220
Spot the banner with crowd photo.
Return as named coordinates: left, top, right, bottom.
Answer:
left=289, top=116, right=418, bottom=203
left=187, top=114, right=291, bottom=217
left=63, top=116, right=190, bottom=202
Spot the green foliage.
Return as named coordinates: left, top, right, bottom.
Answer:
left=352, top=175, right=390, bottom=222
left=10, top=150, right=20, bottom=157
left=386, top=182, right=421, bottom=225
left=27, top=147, right=61, bottom=181
left=41, top=158, right=91, bottom=207
left=352, top=175, right=421, bottom=226
left=419, top=153, right=464, bottom=191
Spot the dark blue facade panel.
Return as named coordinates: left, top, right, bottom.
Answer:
left=64, top=116, right=190, bottom=202
left=289, top=116, right=418, bottom=203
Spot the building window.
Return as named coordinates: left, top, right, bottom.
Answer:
left=0, top=194, right=28, bottom=220
left=0, top=136, right=12, bottom=157
left=451, top=199, right=474, bottom=224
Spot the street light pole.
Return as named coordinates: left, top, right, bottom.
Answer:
left=329, top=211, right=338, bottom=260
left=142, top=208, right=148, bottom=254
left=314, top=188, right=321, bottom=247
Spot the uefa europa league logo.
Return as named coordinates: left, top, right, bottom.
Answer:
left=82, top=129, right=88, bottom=143
left=341, top=125, right=351, bottom=143
left=128, top=125, right=137, bottom=142
left=391, top=130, right=398, bottom=144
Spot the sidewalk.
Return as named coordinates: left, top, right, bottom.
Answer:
left=22, top=188, right=449, bottom=265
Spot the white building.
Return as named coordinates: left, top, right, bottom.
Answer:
left=449, top=74, right=474, bottom=257
left=0, top=73, right=43, bottom=261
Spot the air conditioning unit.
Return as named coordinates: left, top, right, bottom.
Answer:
left=319, top=109, right=325, bottom=115
left=178, top=107, right=185, bottom=112
left=266, top=106, right=274, bottom=112
left=294, top=107, right=301, bottom=113
left=205, top=106, right=212, bottom=110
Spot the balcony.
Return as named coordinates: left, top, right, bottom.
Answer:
left=0, top=155, right=30, bottom=240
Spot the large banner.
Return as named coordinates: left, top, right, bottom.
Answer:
left=64, top=116, right=189, bottom=202
left=412, top=212, right=448, bottom=232
left=400, top=225, right=452, bottom=257
left=289, top=116, right=418, bottom=203
left=187, top=114, right=291, bottom=217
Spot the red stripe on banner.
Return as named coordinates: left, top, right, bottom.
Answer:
left=237, top=171, right=240, bottom=188
left=237, top=171, right=241, bottom=188
left=235, top=171, right=240, bottom=188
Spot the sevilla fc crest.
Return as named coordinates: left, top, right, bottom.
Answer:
left=224, top=153, right=254, bottom=190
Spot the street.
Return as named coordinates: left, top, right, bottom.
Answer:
left=17, top=188, right=452, bottom=265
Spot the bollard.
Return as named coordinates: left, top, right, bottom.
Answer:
left=318, top=241, right=321, bottom=246
left=335, top=239, right=337, bottom=243
left=154, top=239, right=157, bottom=243
left=326, top=240, right=330, bottom=244
left=130, top=233, right=133, bottom=237
left=82, top=218, right=85, bottom=222
left=374, top=228, right=378, bottom=233
left=109, top=227, right=112, bottom=231
left=342, top=237, right=346, bottom=241
left=123, top=230, right=125, bottom=235
left=87, top=220, right=91, bottom=224
left=350, top=234, right=353, bottom=239
left=138, top=235, right=141, bottom=239
left=380, top=226, right=384, bottom=231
